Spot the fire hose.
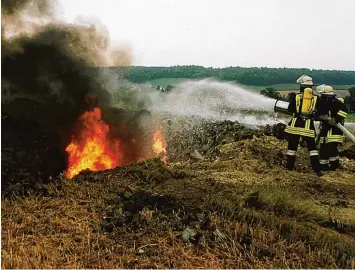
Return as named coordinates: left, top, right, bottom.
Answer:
left=274, top=100, right=355, bottom=144
left=334, top=123, right=355, bottom=143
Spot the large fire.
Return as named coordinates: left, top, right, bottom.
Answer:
left=65, top=108, right=122, bottom=179
left=65, top=107, right=168, bottom=179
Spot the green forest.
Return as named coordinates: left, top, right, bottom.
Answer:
left=107, top=66, right=355, bottom=86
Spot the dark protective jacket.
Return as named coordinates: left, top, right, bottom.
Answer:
left=315, top=96, right=348, bottom=143
left=284, top=93, right=318, bottom=138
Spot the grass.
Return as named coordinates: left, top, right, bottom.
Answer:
left=2, top=134, right=355, bottom=268
left=347, top=113, right=355, bottom=122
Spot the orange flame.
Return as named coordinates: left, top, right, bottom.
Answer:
left=65, top=107, right=122, bottom=179
left=65, top=108, right=170, bottom=178
left=152, top=125, right=168, bottom=164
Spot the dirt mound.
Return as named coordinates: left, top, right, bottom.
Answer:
left=165, top=118, right=272, bottom=161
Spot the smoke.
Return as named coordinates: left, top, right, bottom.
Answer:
left=146, top=79, right=280, bottom=126
left=1, top=0, right=53, bottom=40
left=1, top=0, right=137, bottom=188
left=1, top=0, right=134, bottom=125
left=105, top=79, right=155, bottom=111
left=1, top=0, right=51, bottom=16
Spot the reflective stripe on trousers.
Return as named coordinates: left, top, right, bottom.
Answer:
left=309, top=150, right=318, bottom=156
left=329, top=156, right=339, bottom=161
left=320, top=159, right=329, bottom=165
left=287, top=150, right=296, bottom=156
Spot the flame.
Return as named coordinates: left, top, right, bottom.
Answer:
left=65, top=107, right=170, bottom=179
left=65, top=107, right=122, bottom=179
left=152, top=125, right=168, bottom=164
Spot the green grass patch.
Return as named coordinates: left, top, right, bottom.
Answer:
left=347, top=113, right=355, bottom=122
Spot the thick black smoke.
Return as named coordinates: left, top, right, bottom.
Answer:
left=1, top=0, right=138, bottom=195
left=1, top=0, right=117, bottom=124
left=2, top=24, right=111, bottom=122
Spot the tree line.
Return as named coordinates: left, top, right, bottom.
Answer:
left=109, top=66, right=355, bottom=86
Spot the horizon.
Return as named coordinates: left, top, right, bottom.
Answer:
left=98, top=65, right=355, bottom=72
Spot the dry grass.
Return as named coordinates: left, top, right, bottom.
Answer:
left=2, top=137, right=355, bottom=268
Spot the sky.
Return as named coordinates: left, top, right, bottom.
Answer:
left=56, top=0, right=355, bottom=70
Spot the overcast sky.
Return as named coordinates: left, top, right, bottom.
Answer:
left=56, top=0, right=355, bottom=70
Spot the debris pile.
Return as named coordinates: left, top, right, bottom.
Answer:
left=164, top=117, right=285, bottom=161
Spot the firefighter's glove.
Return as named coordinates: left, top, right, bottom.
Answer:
left=328, top=118, right=336, bottom=125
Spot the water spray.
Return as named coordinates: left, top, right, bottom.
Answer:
left=147, top=79, right=279, bottom=126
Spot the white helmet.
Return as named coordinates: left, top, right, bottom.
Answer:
left=316, top=84, right=334, bottom=95
left=296, top=74, right=314, bottom=86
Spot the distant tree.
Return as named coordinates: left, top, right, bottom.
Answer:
left=260, top=87, right=283, bottom=100
left=120, top=66, right=355, bottom=86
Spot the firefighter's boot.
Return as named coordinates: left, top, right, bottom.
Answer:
left=319, top=160, right=330, bottom=171
left=329, top=157, right=340, bottom=171
left=310, top=150, right=322, bottom=176
left=286, top=150, right=296, bottom=171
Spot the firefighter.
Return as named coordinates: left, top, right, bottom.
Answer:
left=284, top=75, right=322, bottom=176
left=315, top=84, right=348, bottom=171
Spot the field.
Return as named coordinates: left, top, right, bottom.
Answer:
left=2, top=77, right=355, bottom=268
left=2, top=114, right=355, bottom=269
left=3, top=0, right=355, bottom=267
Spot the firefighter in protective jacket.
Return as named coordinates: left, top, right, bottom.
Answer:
left=284, top=75, right=322, bottom=176
left=315, top=84, right=348, bottom=170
